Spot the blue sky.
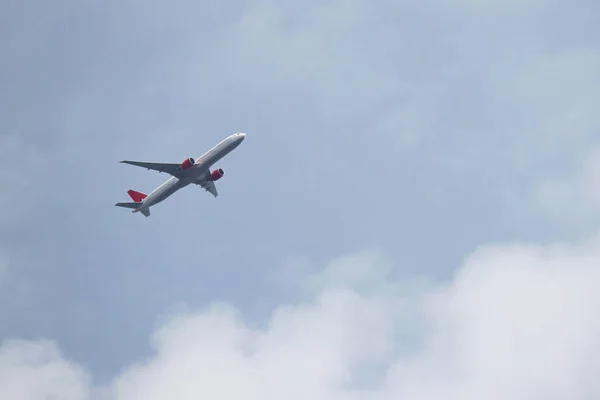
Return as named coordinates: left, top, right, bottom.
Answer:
left=1, top=1, right=600, bottom=398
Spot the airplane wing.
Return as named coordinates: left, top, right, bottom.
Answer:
left=194, top=178, right=218, bottom=197
left=119, top=160, right=188, bottom=179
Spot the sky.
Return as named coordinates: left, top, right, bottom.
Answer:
left=1, top=0, right=600, bottom=398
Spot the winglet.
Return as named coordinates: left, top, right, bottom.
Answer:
left=127, top=189, right=147, bottom=203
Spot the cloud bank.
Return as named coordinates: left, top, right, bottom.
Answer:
left=3, top=233, right=600, bottom=400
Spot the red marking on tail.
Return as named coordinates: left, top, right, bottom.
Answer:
left=127, top=189, right=147, bottom=203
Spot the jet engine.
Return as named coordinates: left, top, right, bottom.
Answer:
left=181, top=157, right=195, bottom=169
left=210, top=168, right=224, bottom=181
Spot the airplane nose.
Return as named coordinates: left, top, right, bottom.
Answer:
left=238, top=133, right=246, bottom=141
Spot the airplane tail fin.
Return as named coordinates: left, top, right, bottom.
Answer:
left=116, top=189, right=150, bottom=217
left=127, top=189, right=147, bottom=203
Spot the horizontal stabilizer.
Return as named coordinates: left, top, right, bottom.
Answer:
left=115, top=202, right=140, bottom=209
left=115, top=202, right=151, bottom=217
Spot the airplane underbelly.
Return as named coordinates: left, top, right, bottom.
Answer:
left=197, top=141, right=237, bottom=167
left=152, top=182, right=183, bottom=205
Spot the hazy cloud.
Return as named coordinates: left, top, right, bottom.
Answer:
left=511, top=48, right=600, bottom=147
left=534, top=144, right=600, bottom=230
left=3, top=234, right=600, bottom=399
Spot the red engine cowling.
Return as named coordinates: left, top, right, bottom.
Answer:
left=210, top=168, right=224, bottom=181
left=181, top=157, right=195, bottom=169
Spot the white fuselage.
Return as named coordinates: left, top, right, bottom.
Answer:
left=135, top=133, right=245, bottom=213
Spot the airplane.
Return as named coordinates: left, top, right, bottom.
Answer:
left=115, top=132, right=246, bottom=217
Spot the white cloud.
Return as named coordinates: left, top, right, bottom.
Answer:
left=3, top=233, right=600, bottom=399
left=0, top=339, right=91, bottom=400
left=303, top=249, right=391, bottom=292
left=396, top=239, right=600, bottom=399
